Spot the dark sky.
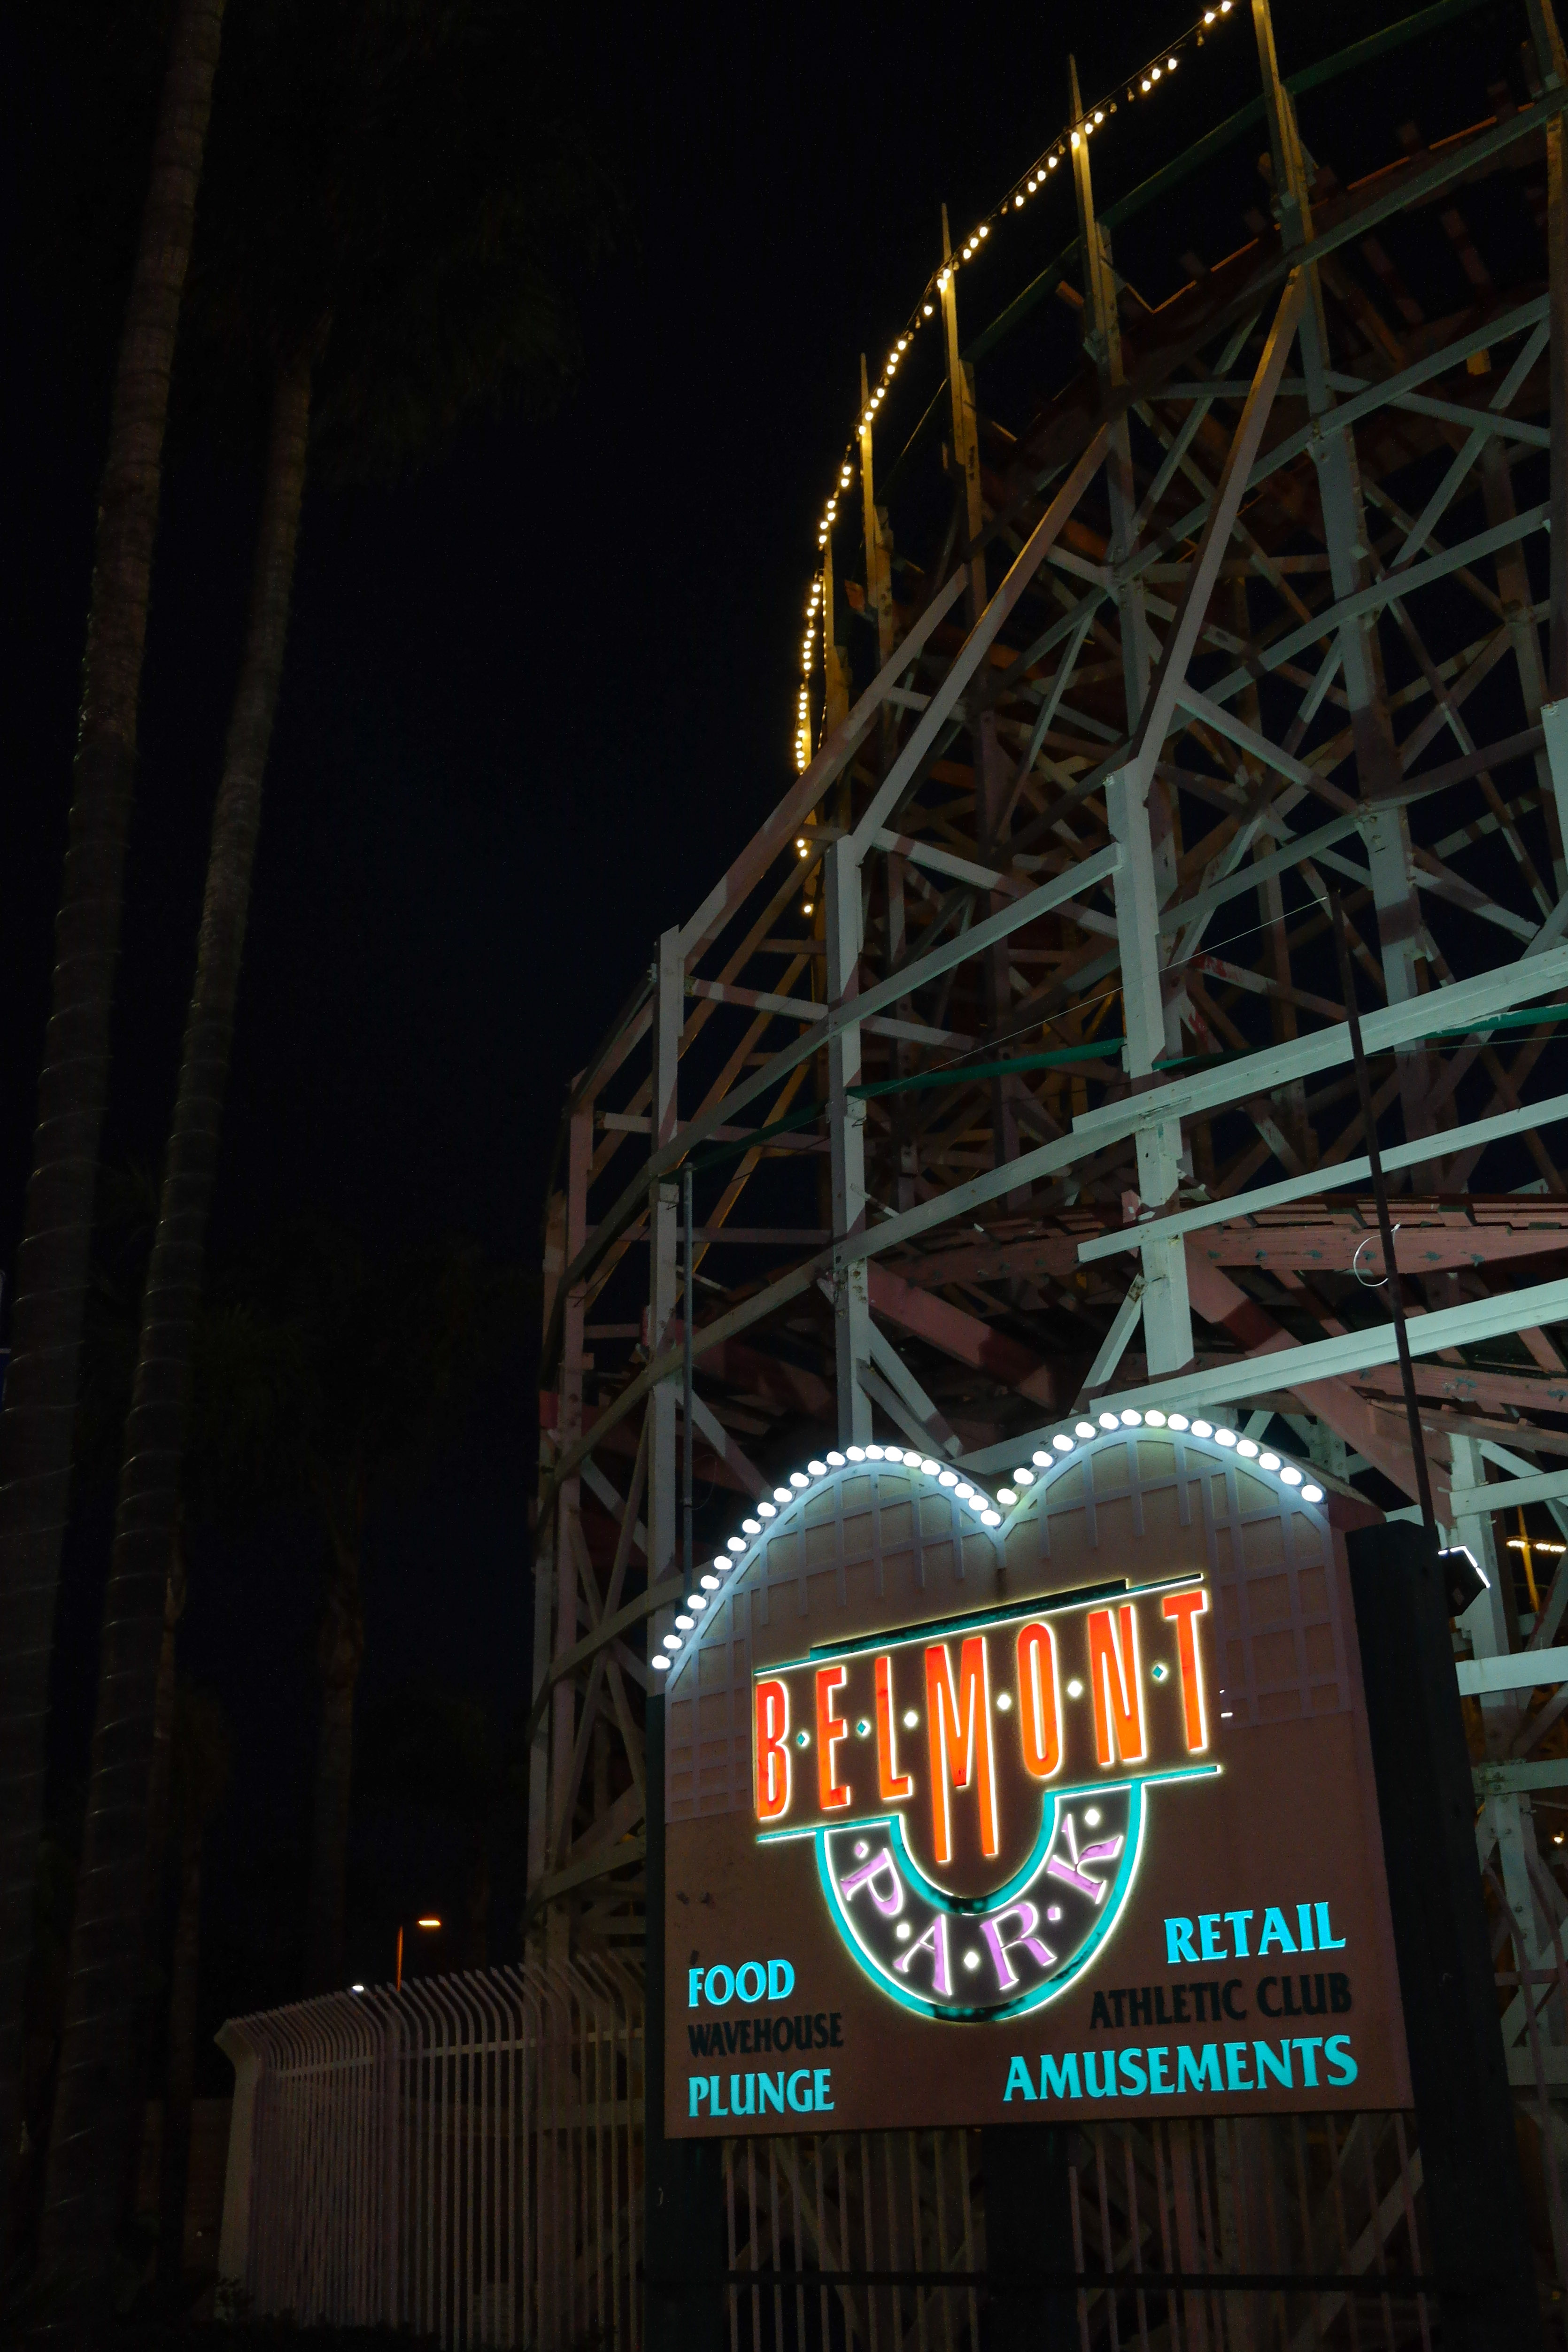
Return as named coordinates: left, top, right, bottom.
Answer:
left=0, top=0, right=1503, bottom=2005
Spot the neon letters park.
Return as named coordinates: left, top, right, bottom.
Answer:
left=751, top=1568, right=1217, bottom=2023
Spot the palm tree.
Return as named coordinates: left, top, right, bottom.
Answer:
left=37, top=0, right=612, bottom=2292
left=0, top=0, right=227, bottom=2256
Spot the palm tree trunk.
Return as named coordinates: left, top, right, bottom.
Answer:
left=305, top=1534, right=364, bottom=1993
left=0, top=0, right=226, bottom=2254
left=39, top=353, right=312, bottom=2296
left=153, top=1832, right=201, bottom=2303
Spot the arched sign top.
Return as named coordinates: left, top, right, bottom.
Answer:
left=657, top=1415, right=1328, bottom=1684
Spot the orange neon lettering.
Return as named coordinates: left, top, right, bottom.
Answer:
left=755, top=1679, right=791, bottom=1820
left=924, top=1637, right=999, bottom=1864
left=875, top=1654, right=912, bottom=1800
left=1087, top=1605, right=1146, bottom=1767
left=815, top=1665, right=852, bottom=1810
left=1016, top=1620, right=1061, bottom=1779
left=1162, top=1587, right=1210, bottom=1752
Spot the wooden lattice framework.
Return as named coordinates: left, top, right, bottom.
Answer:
left=530, top=0, right=1568, bottom=2320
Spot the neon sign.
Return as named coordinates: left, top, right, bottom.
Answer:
left=663, top=1415, right=1412, bottom=2132
left=755, top=1573, right=1219, bottom=2022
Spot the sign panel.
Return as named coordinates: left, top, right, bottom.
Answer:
left=660, top=1418, right=1411, bottom=2134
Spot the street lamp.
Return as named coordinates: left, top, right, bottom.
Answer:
left=395, top=1914, right=443, bottom=1990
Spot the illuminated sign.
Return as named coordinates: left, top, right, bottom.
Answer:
left=662, top=1418, right=1409, bottom=2132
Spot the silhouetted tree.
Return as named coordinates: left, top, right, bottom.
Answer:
left=42, top=0, right=611, bottom=2294
left=0, top=0, right=228, bottom=2268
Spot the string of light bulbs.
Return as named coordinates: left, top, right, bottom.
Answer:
left=793, top=0, right=1242, bottom=776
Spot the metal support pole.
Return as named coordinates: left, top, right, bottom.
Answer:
left=826, top=835, right=872, bottom=1442
left=1328, top=889, right=1435, bottom=1535
left=1347, top=1521, right=1545, bottom=2352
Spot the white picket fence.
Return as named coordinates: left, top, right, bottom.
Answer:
left=216, top=1956, right=643, bottom=2347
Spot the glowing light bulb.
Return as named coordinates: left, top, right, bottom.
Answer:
left=978, top=223, right=989, bottom=237
left=922, top=301, right=933, bottom=316
left=1093, top=109, right=1104, bottom=123
left=1014, top=193, right=1024, bottom=207
left=1048, top=153, right=1058, bottom=167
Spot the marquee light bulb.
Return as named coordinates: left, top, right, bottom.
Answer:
left=652, top=1653, right=671, bottom=1670
left=700, top=1573, right=720, bottom=1590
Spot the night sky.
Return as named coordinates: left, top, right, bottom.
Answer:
left=0, top=0, right=1499, bottom=2020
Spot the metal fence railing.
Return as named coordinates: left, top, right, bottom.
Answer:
left=216, top=1957, right=1568, bottom=2347
left=216, top=1956, right=643, bottom=2348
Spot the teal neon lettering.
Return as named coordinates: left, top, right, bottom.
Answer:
left=1119, top=2047, right=1148, bottom=2095
left=688, top=2077, right=710, bottom=2117
left=1314, top=1902, right=1347, bottom=1951
left=1325, top=2034, right=1358, bottom=2086
left=1147, top=2046, right=1173, bottom=2094
left=1198, top=1914, right=1224, bottom=1960
left=1004, top=2055, right=1037, bottom=2102
left=1223, top=2042, right=1252, bottom=2092
left=1223, top=1910, right=1254, bottom=1959
left=768, top=1959, right=796, bottom=2000
left=758, top=2072, right=786, bottom=2114
left=688, top=1968, right=705, bottom=2007
left=1040, top=2052, right=1081, bottom=2100
left=1165, top=1917, right=1197, bottom=1964
left=730, top=2074, right=757, bottom=2115
left=1082, top=2051, right=1118, bottom=2098
left=1177, top=2044, right=1220, bottom=2093
left=814, top=2068, right=834, bottom=2111
left=786, top=2068, right=815, bottom=2113
left=1254, top=2040, right=1292, bottom=2090
left=1257, top=1908, right=1297, bottom=1957
left=1291, top=2036, right=1323, bottom=2086
left=711, top=2074, right=728, bottom=2116
left=1296, top=1903, right=1316, bottom=1952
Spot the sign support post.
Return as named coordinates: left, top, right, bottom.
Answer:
left=1347, top=1519, right=1543, bottom=2351
left=981, top=2123, right=1078, bottom=2350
